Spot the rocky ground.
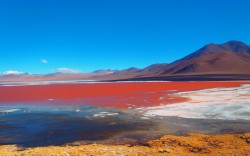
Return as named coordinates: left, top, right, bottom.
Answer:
left=0, top=133, right=250, bottom=156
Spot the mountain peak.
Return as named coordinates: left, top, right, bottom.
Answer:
left=125, top=67, right=141, bottom=71
left=184, top=41, right=250, bottom=60
left=221, top=40, right=250, bottom=53
left=223, top=40, right=247, bottom=46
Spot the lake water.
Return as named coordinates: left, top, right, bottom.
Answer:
left=0, top=81, right=250, bottom=147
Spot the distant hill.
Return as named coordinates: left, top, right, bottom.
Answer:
left=163, top=41, right=250, bottom=75
left=0, top=72, right=110, bottom=82
left=1, top=40, right=250, bottom=82
left=95, top=40, right=250, bottom=80
left=92, top=69, right=117, bottom=74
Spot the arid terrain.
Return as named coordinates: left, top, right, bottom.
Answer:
left=0, top=133, right=250, bottom=156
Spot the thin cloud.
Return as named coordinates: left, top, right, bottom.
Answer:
left=3, top=70, right=24, bottom=75
left=55, top=68, right=81, bottom=74
left=41, top=59, right=48, bottom=64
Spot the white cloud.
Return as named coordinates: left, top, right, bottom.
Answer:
left=41, top=59, right=48, bottom=64
left=3, top=70, right=24, bottom=75
left=55, top=68, right=81, bottom=74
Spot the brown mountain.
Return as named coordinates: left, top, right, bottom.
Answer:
left=92, top=69, right=117, bottom=74
left=139, top=63, right=169, bottom=76
left=0, top=72, right=111, bottom=82
left=91, top=67, right=141, bottom=80
left=91, top=64, right=172, bottom=80
left=1, top=41, right=250, bottom=82
left=162, top=41, right=250, bottom=75
left=101, top=40, right=250, bottom=80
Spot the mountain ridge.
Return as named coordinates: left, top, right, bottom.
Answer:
left=1, top=40, right=250, bottom=82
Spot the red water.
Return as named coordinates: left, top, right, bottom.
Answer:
left=0, top=81, right=249, bottom=108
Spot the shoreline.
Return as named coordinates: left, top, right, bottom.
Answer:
left=0, top=132, right=249, bottom=156
left=144, top=84, right=250, bottom=120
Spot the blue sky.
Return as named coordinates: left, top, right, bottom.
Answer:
left=0, top=0, right=250, bottom=74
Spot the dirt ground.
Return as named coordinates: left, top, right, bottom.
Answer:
left=0, top=133, right=250, bottom=156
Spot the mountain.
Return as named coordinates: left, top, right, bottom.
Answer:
left=94, top=40, right=250, bottom=80
left=1, top=40, right=250, bottom=82
left=139, top=63, right=169, bottom=76
left=92, top=69, right=117, bottom=74
left=162, top=41, right=250, bottom=75
left=91, top=67, right=141, bottom=80
left=0, top=72, right=111, bottom=82
left=92, top=64, right=169, bottom=80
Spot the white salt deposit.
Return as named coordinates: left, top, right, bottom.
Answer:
left=93, top=112, right=119, bottom=118
left=145, top=84, right=250, bottom=120
left=0, top=109, right=20, bottom=113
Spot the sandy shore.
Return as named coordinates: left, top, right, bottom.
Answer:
left=0, top=133, right=249, bottom=156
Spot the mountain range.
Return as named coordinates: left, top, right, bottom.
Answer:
left=1, top=40, right=250, bottom=82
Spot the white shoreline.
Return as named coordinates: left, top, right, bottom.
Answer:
left=144, top=84, right=250, bottom=120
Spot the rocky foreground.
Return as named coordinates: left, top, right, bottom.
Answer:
left=0, top=133, right=250, bottom=156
